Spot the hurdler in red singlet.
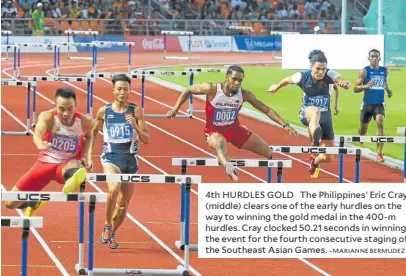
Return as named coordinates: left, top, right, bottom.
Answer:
left=167, top=65, right=298, bottom=181
left=4, top=88, right=94, bottom=217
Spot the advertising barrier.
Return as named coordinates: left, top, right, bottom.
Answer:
left=125, top=35, right=182, bottom=52
left=178, top=36, right=232, bottom=52
left=0, top=36, right=69, bottom=53
left=233, top=36, right=281, bottom=52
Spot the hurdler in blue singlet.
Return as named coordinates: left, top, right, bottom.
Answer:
left=362, top=66, right=387, bottom=104
left=100, top=103, right=139, bottom=174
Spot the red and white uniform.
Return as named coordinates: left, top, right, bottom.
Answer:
left=16, top=110, right=85, bottom=191
left=204, top=84, right=252, bottom=148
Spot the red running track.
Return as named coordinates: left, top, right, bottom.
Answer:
left=1, top=52, right=405, bottom=276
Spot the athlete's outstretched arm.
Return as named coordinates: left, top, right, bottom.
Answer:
left=384, top=68, right=393, bottom=98
left=266, top=73, right=300, bottom=93
left=243, top=90, right=297, bottom=136
left=87, top=107, right=105, bottom=171
left=333, top=84, right=340, bottom=115
left=167, top=82, right=217, bottom=118
left=131, top=106, right=150, bottom=144
left=33, top=111, right=53, bottom=150
left=353, top=69, right=373, bottom=93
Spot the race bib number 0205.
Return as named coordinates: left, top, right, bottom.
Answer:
left=213, top=108, right=238, bottom=126
left=50, top=134, right=79, bottom=154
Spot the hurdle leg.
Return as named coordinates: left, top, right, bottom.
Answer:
left=187, top=74, right=194, bottom=117
left=16, top=47, right=20, bottom=78
left=355, top=150, right=361, bottom=183
left=276, top=162, right=283, bottom=183
left=88, top=195, right=96, bottom=276
left=163, top=33, right=167, bottom=59
left=175, top=161, right=187, bottom=250
left=75, top=183, right=86, bottom=274
left=339, top=138, right=345, bottom=183
left=25, top=83, right=31, bottom=135
left=182, top=177, right=192, bottom=272
left=32, top=85, right=37, bottom=127
left=141, top=76, right=145, bottom=109
left=267, top=167, right=272, bottom=183
left=21, top=219, right=30, bottom=276
left=128, top=44, right=132, bottom=73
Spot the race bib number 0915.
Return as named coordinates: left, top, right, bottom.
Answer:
left=108, top=123, right=133, bottom=140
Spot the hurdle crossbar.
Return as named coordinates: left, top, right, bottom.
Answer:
left=25, top=76, right=93, bottom=125
left=161, top=30, right=199, bottom=60
left=172, top=158, right=292, bottom=168
left=335, top=135, right=406, bottom=143
left=1, top=80, right=35, bottom=136
left=86, top=173, right=201, bottom=184
left=1, top=216, right=43, bottom=228
left=397, top=127, right=406, bottom=183
left=269, top=146, right=369, bottom=155
left=184, top=67, right=227, bottom=73
left=91, top=41, right=134, bottom=73
left=1, top=216, right=43, bottom=276
left=88, top=72, right=147, bottom=79
left=1, top=192, right=107, bottom=202
left=171, top=158, right=291, bottom=252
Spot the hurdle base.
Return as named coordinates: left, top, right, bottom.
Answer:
left=1, top=131, right=30, bottom=136
left=69, top=57, right=105, bottom=61
left=164, top=56, right=200, bottom=60
left=145, top=114, right=192, bottom=119
left=76, top=266, right=189, bottom=275
left=186, top=109, right=204, bottom=114
left=175, top=241, right=198, bottom=251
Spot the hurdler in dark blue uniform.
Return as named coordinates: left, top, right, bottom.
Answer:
left=267, top=53, right=351, bottom=178
left=354, top=49, right=393, bottom=163
left=88, top=74, right=150, bottom=250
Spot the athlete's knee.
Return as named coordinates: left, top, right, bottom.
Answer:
left=209, top=133, right=227, bottom=149
left=325, top=154, right=334, bottom=163
left=307, top=106, right=321, bottom=118
left=358, top=125, right=368, bottom=135
left=376, top=116, right=385, bottom=129
left=5, top=201, right=16, bottom=209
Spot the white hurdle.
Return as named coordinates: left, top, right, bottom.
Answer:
left=130, top=69, right=199, bottom=118
left=15, top=43, right=58, bottom=77
left=1, top=30, right=12, bottom=60
left=76, top=173, right=201, bottom=276
left=64, top=29, right=102, bottom=61
left=1, top=44, right=18, bottom=78
left=270, top=145, right=370, bottom=183
left=92, top=41, right=135, bottom=73
left=161, top=30, right=199, bottom=60
left=26, top=75, right=95, bottom=123
left=1, top=191, right=106, bottom=276
left=171, top=157, right=293, bottom=251
left=1, top=216, right=43, bottom=276
left=1, top=80, right=36, bottom=135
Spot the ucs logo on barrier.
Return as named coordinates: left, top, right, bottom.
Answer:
left=159, top=71, right=175, bottom=76
left=120, top=175, right=151, bottom=183
left=301, top=147, right=327, bottom=154
left=370, top=137, right=394, bottom=143
left=125, top=270, right=142, bottom=274
left=17, top=193, right=51, bottom=201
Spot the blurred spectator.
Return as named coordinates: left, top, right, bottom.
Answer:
left=32, top=2, right=44, bottom=36
left=70, top=0, right=81, bottom=18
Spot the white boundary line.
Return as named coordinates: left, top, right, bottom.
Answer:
left=0, top=183, right=70, bottom=276
left=2, top=68, right=203, bottom=276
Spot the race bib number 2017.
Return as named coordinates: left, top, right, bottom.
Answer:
left=213, top=108, right=238, bottom=125
left=50, top=134, right=79, bottom=154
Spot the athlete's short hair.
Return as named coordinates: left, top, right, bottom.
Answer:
left=226, top=65, right=244, bottom=76
left=308, top=49, right=325, bottom=61
left=310, top=53, right=328, bottom=65
left=112, top=74, right=131, bottom=87
left=55, top=87, right=76, bottom=101
left=369, top=49, right=380, bottom=56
